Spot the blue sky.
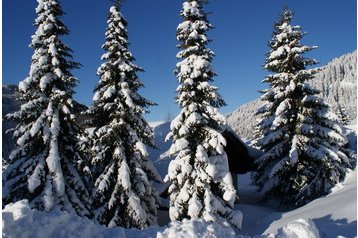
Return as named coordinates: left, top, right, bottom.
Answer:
left=3, top=0, right=357, bottom=121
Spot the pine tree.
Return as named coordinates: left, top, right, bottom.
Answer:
left=88, top=3, right=161, bottom=228
left=336, top=105, right=350, bottom=125
left=253, top=8, right=356, bottom=207
left=165, top=0, right=242, bottom=228
left=3, top=0, right=91, bottom=216
left=334, top=94, right=350, bottom=125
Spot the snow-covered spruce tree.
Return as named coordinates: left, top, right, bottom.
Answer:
left=336, top=105, right=350, bottom=125
left=333, top=95, right=350, bottom=126
left=332, top=93, right=350, bottom=126
left=253, top=9, right=355, bottom=207
left=3, top=0, right=91, bottom=216
left=88, top=3, right=161, bottom=228
left=165, top=0, right=242, bottom=228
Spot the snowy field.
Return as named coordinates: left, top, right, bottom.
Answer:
left=2, top=120, right=357, bottom=238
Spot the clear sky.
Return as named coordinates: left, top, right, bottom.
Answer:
left=3, top=0, right=357, bottom=121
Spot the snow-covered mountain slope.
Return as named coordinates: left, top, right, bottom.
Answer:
left=227, top=50, right=357, bottom=140
left=2, top=85, right=20, bottom=160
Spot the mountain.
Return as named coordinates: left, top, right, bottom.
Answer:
left=2, top=84, right=89, bottom=160
left=227, top=50, right=357, bottom=140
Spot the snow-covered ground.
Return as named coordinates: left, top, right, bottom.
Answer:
left=2, top=120, right=357, bottom=238
left=236, top=165, right=357, bottom=237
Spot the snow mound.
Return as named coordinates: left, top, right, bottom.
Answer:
left=157, top=219, right=239, bottom=238
left=276, top=219, right=320, bottom=238
left=2, top=200, right=161, bottom=238
left=3, top=201, right=243, bottom=238
left=263, top=168, right=357, bottom=238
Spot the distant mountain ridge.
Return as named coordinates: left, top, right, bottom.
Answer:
left=2, top=85, right=20, bottom=160
left=227, top=50, right=357, bottom=140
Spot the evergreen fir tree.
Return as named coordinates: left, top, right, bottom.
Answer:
left=336, top=105, right=350, bottom=125
left=165, top=0, right=242, bottom=228
left=88, top=3, right=161, bottom=228
left=253, top=8, right=356, bottom=207
left=334, top=94, right=350, bottom=125
left=3, top=0, right=91, bottom=216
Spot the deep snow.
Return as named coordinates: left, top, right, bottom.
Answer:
left=2, top=120, right=357, bottom=238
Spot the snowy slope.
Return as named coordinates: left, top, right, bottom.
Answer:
left=227, top=50, right=357, bottom=139
left=2, top=85, right=20, bottom=160
left=235, top=167, right=357, bottom=237
left=236, top=120, right=357, bottom=238
left=265, top=168, right=356, bottom=237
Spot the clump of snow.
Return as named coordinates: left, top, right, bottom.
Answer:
left=103, top=86, right=116, bottom=99
left=27, top=160, right=44, bottom=193
left=157, top=219, right=237, bottom=238
left=276, top=219, right=320, bottom=238
left=262, top=166, right=357, bottom=238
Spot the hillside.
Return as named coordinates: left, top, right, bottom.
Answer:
left=227, top=50, right=357, bottom=140
left=2, top=85, right=20, bottom=160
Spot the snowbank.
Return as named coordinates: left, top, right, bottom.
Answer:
left=2, top=200, right=246, bottom=238
left=157, top=219, right=238, bottom=238
left=263, top=168, right=357, bottom=238
left=276, top=219, right=320, bottom=238
left=2, top=201, right=325, bottom=238
left=2, top=200, right=161, bottom=238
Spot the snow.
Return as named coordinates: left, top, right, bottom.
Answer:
left=46, top=110, right=65, bottom=199
left=19, top=80, right=30, bottom=92
left=266, top=168, right=356, bottom=237
left=28, top=160, right=44, bottom=193
left=40, top=73, right=54, bottom=90
left=54, top=68, right=63, bottom=78
left=289, top=135, right=299, bottom=164
left=135, top=141, right=148, bottom=157
left=109, top=6, right=117, bottom=13
left=182, top=1, right=202, bottom=18
left=127, top=192, right=147, bottom=225
left=2, top=201, right=246, bottom=238
left=103, top=86, right=116, bottom=99
left=157, top=219, right=237, bottom=238
left=275, top=99, right=290, bottom=116
left=2, top=120, right=357, bottom=237
left=269, top=46, right=286, bottom=59
left=49, top=43, right=57, bottom=56
left=38, top=55, right=48, bottom=65
left=118, top=160, right=131, bottom=190
left=44, top=179, right=55, bottom=212
left=148, top=121, right=167, bottom=128
left=2, top=200, right=162, bottom=238
left=276, top=219, right=320, bottom=238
